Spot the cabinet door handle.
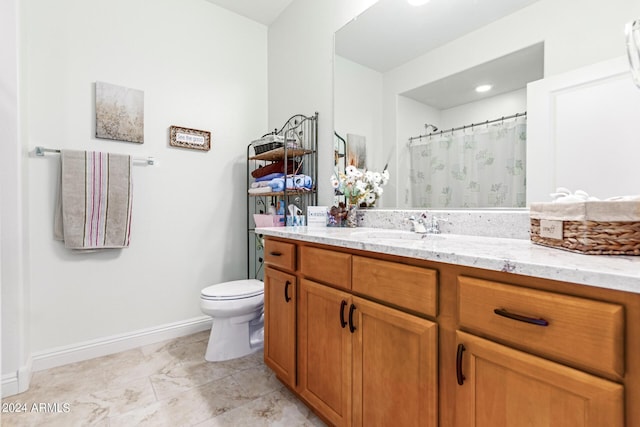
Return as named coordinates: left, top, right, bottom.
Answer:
left=456, top=343, right=466, bottom=385
left=284, top=280, right=292, bottom=302
left=340, top=300, right=348, bottom=328
left=269, top=251, right=282, bottom=257
left=348, top=303, right=357, bottom=333
left=494, top=308, right=549, bottom=327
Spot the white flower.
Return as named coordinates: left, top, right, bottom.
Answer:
left=332, top=166, right=390, bottom=207
left=345, top=165, right=359, bottom=177
left=365, top=192, right=376, bottom=204
left=355, top=180, right=367, bottom=193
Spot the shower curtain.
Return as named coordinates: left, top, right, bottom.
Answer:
left=409, top=119, right=526, bottom=208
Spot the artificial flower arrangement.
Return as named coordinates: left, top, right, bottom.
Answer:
left=331, top=165, right=390, bottom=207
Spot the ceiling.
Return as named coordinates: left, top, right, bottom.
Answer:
left=335, top=0, right=541, bottom=73
left=204, top=0, right=295, bottom=26
left=402, top=43, right=544, bottom=109
left=204, top=0, right=544, bottom=109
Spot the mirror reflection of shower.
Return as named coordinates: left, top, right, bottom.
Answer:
left=408, top=113, right=527, bottom=209
left=627, top=19, right=640, bottom=88
left=425, top=123, right=438, bottom=133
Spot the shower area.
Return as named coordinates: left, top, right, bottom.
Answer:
left=408, top=113, right=527, bottom=208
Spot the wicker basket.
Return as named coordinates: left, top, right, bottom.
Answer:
left=251, top=136, right=284, bottom=154
left=530, top=201, right=640, bottom=255
left=251, top=135, right=298, bottom=155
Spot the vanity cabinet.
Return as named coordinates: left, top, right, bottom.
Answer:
left=455, top=331, right=623, bottom=427
left=298, top=278, right=438, bottom=427
left=298, top=278, right=352, bottom=426
left=457, top=276, right=624, bottom=377
left=455, top=276, right=625, bottom=427
left=298, top=245, right=438, bottom=427
left=263, top=266, right=296, bottom=387
left=351, top=296, right=437, bottom=427
left=262, top=236, right=640, bottom=427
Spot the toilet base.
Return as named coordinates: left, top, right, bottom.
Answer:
left=204, top=313, right=264, bottom=362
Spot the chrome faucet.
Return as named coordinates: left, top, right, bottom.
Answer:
left=408, top=213, right=428, bottom=233
left=426, top=216, right=448, bottom=234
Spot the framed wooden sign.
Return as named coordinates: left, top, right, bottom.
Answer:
left=169, top=126, right=211, bottom=151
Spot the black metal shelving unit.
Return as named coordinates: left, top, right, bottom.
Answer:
left=247, top=113, right=318, bottom=280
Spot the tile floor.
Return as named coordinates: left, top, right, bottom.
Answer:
left=1, top=331, right=326, bottom=427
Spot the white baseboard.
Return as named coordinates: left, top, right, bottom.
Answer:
left=2, top=357, right=32, bottom=398
left=31, top=315, right=212, bottom=374
left=2, top=373, right=20, bottom=398
left=3, top=315, right=212, bottom=398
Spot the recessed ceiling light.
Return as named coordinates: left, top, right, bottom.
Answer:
left=475, top=84, right=493, bottom=93
left=407, top=0, right=430, bottom=6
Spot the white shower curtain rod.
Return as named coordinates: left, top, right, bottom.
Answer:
left=408, top=111, right=527, bottom=143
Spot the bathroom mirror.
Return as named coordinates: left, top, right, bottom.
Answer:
left=334, top=0, right=639, bottom=208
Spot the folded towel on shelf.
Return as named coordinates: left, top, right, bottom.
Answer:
left=248, top=186, right=273, bottom=194
left=250, top=181, right=272, bottom=188
left=54, top=150, right=133, bottom=249
left=287, top=174, right=312, bottom=189
left=268, top=175, right=313, bottom=192
left=251, top=160, right=299, bottom=178
left=254, top=172, right=284, bottom=182
left=269, top=179, right=285, bottom=192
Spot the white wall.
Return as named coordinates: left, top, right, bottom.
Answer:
left=334, top=55, right=383, bottom=172
left=24, top=0, right=267, bottom=350
left=527, top=56, right=640, bottom=202
left=1, top=0, right=30, bottom=395
left=439, top=89, right=527, bottom=131
left=2, top=0, right=267, bottom=389
left=268, top=0, right=378, bottom=205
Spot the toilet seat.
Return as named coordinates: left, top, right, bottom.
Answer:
left=201, top=279, right=263, bottom=301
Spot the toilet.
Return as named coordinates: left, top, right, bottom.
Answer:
left=200, top=279, right=264, bottom=362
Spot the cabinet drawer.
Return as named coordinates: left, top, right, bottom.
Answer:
left=458, top=276, right=624, bottom=377
left=300, top=246, right=351, bottom=290
left=264, top=239, right=296, bottom=272
left=353, top=256, right=438, bottom=317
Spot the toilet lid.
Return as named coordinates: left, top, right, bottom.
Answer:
left=201, top=279, right=264, bottom=300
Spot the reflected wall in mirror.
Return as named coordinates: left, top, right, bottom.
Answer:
left=334, top=0, right=640, bottom=208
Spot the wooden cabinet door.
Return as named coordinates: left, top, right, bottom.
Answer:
left=264, top=266, right=297, bottom=387
left=352, top=296, right=438, bottom=427
left=299, top=278, right=353, bottom=427
left=455, top=331, right=624, bottom=427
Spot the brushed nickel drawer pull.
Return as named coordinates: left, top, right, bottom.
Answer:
left=494, top=308, right=549, bottom=326
left=456, top=343, right=466, bottom=385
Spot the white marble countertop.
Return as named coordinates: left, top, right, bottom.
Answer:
left=255, top=226, right=640, bottom=295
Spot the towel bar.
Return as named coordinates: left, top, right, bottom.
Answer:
left=34, top=146, right=156, bottom=166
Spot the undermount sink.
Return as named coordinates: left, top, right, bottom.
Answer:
left=350, top=229, right=444, bottom=241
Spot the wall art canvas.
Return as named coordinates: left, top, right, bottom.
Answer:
left=95, top=81, right=144, bottom=143
left=346, top=133, right=366, bottom=169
